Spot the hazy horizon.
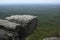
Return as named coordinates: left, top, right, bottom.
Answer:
left=0, top=0, right=60, bottom=5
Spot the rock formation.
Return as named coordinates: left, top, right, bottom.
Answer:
left=0, top=15, right=38, bottom=40
left=5, top=15, right=38, bottom=37
left=0, top=19, right=26, bottom=40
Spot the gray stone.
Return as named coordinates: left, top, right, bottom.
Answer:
left=0, top=19, right=21, bottom=30
left=5, top=15, right=38, bottom=37
left=0, top=29, right=8, bottom=40
left=0, top=19, right=26, bottom=40
left=0, top=15, right=38, bottom=40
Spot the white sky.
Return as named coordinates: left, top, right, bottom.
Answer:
left=0, top=0, right=60, bottom=4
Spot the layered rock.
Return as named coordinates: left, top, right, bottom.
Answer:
left=0, top=19, right=20, bottom=30
left=5, top=15, right=38, bottom=37
left=0, top=15, right=38, bottom=40
left=0, top=19, right=25, bottom=40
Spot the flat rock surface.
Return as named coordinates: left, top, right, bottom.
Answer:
left=5, top=15, right=37, bottom=23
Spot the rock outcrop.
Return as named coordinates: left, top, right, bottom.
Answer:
left=0, top=19, right=26, bottom=40
left=0, top=15, right=38, bottom=40
left=5, top=15, right=38, bottom=37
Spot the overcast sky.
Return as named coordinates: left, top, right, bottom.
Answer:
left=0, top=0, right=60, bottom=4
